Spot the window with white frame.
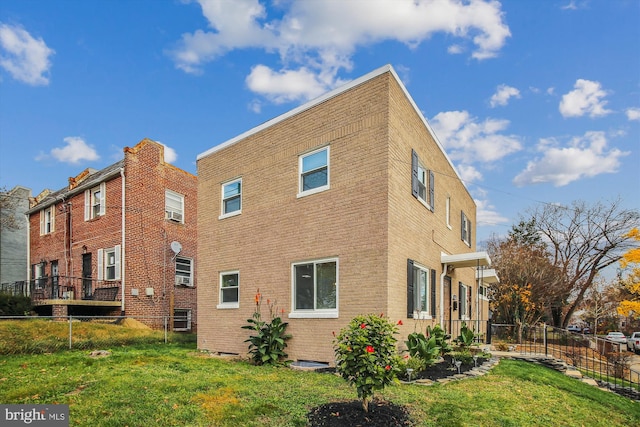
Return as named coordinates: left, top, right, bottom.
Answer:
left=291, top=258, right=338, bottom=318
left=220, top=178, right=241, bottom=218
left=32, top=263, right=45, bottom=289
left=407, top=260, right=435, bottom=318
left=175, top=256, right=193, bottom=287
left=40, top=206, right=55, bottom=235
left=461, top=211, right=472, bottom=247
left=479, top=285, right=489, bottom=301
left=84, top=183, right=106, bottom=220
left=97, top=245, right=121, bottom=281
left=298, top=146, right=329, bottom=197
left=165, top=190, right=184, bottom=223
left=411, top=149, right=434, bottom=211
left=458, top=282, right=471, bottom=320
left=446, top=196, right=451, bottom=229
left=218, top=271, right=239, bottom=308
left=173, top=308, right=192, bottom=331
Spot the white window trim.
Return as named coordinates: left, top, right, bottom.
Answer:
left=297, top=146, right=330, bottom=198
left=217, top=270, right=239, bottom=309
left=97, top=245, right=121, bottom=281
left=40, top=206, right=55, bottom=235
left=175, top=256, right=194, bottom=286
left=446, top=196, right=452, bottom=230
left=219, top=178, right=242, bottom=219
left=289, top=257, right=339, bottom=319
left=84, top=183, right=106, bottom=220
left=459, top=283, right=470, bottom=321
left=412, top=262, right=432, bottom=320
left=165, top=190, right=185, bottom=223
left=173, top=308, right=192, bottom=332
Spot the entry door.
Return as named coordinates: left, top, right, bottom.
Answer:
left=51, top=261, right=59, bottom=298
left=82, top=253, right=92, bottom=299
left=444, top=276, right=452, bottom=334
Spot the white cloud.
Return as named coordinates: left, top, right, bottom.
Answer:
left=246, top=65, right=329, bottom=104
left=456, top=164, right=483, bottom=183
left=475, top=197, right=509, bottom=227
left=38, top=137, right=100, bottom=164
left=0, top=23, right=54, bottom=85
left=489, top=84, right=520, bottom=107
left=160, top=143, right=178, bottom=164
left=626, top=107, right=640, bottom=121
left=430, top=110, right=522, bottom=164
left=559, top=79, right=612, bottom=118
left=513, top=131, right=629, bottom=187
left=170, top=0, right=510, bottom=103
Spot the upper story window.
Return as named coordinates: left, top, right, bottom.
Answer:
left=97, top=245, right=121, bottom=281
left=411, top=149, right=434, bottom=211
left=220, top=178, right=242, bottom=218
left=40, top=206, right=55, bottom=235
left=165, top=190, right=184, bottom=223
left=290, top=258, right=338, bottom=318
left=218, top=270, right=239, bottom=309
left=84, top=183, right=106, bottom=220
left=407, top=260, right=436, bottom=319
left=298, top=146, right=329, bottom=197
left=461, top=211, right=472, bottom=247
left=175, top=256, right=194, bottom=287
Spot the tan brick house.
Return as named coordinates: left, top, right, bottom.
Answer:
left=26, top=139, right=197, bottom=331
left=197, top=65, right=497, bottom=363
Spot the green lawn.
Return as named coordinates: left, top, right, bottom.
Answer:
left=1, top=343, right=639, bottom=426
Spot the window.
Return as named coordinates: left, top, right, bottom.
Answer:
left=175, top=256, right=193, bottom=287
left=291, top=258, right=338, bottom=318
left=298, top=146, right=329, bottom=197
left=220, top=178, right=241, bottom=218
left=165, top=190, right=184, bottom=223
left=84, top=183, right=106, bottom=220
left=458, top=282, right=471, bottom=320
left=411, top=149, right=434, bottom=211
left=32, top=263, right=45, bottom=289
left=479, top=285, right=489, bottom=301
left=40, top=206, right=55, bottom=235
left=461, top=211, right=472, bottom=247
left=446, top=196, right=451, bottom=229
left=406, top=259, right=436, bottom=318
left=97, top=245, right=121, bottom=281
left=173, top=309, right=192, bottom=331
left=218, top=271, right=239, bottom=308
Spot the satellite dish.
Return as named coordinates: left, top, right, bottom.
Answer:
left=170, top=241, right=182, bottom=254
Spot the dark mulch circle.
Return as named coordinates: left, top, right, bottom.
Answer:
left=307, top=399, right=413, bottom=427
left=398, top=354, right=490, bottom=382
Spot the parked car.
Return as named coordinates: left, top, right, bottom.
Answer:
left=567, top=325, right=581, bottom=333
left=605, top=332, right=627, bottom=344
left=582, top=327, right=591, bottom=334
left=627, top=332, right=640, bottom=354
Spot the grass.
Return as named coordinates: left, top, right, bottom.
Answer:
left=0, top=321, right=639, bottom=426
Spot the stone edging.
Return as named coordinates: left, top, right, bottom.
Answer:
left=405, top=356, right=501, bottom=386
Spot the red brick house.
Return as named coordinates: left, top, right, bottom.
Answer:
left=26, top=139, right=197, bottom=331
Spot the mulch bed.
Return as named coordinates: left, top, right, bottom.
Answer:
left=307, top=355, right=490, bottom=426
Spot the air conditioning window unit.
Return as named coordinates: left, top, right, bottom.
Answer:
left=166, top=211, right=183, bottom=222
left=175, top=276, right=192, bottom=287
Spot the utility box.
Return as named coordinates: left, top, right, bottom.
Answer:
left=145, top=287, right=154, bottom=296
left=131, top=288, right=139, bottom=296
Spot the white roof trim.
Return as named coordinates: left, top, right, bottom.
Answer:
left=195, top=65, right=467, bottom=189
left=441, top=251, right=491, bottom=268
left=476, top=268, right=499, bottom=284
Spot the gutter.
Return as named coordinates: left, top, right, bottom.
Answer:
left=440, top=261, right=447, bottom=327
left=120, top=167, right=126, bottom=312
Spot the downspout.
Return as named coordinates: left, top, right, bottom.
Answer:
left=120, top=167, right=126, bottom=312
left=440, top=263, right=447, bottom=327
left=25, top=212, right=31, bottom=295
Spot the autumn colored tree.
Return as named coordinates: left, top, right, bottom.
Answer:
left=617, top=228, right=640, bottom=319
left=525, top=199, right=640, bottom=328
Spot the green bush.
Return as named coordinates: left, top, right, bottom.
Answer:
left=0, top=294, right=31, bottom=316
left=242, top=290, right=291, bottom=365
left=427, top=324, right=452, bottom=356
left=333, top=314, right=401, bottom=412
left=405, top=332, right=440, bottom=367
left=454, top=321, right=476, bottom=348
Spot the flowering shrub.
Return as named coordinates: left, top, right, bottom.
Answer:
left=333, top=314, right=400, bottom=412
left=241, top=290, right=291, bottom=365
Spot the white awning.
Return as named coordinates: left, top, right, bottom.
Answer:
left=441, top=251, right=491, bottom=268
left=476, top=268, right=499, bottom=284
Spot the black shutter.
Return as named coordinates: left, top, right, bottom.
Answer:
left=468, top=219, right=472, bottom=248
left=458, top=282, right=463, bottom=320
left=461, top=211, right=465, bottom=242
left=407, top=259, right=414, bottom=318
left=430, top=269, right=436, bottom=317
left=411, top=150, right=419, bottom=198
left=468, top=286, right=473, bottom=318
left=429, top=170, right=435, bottom=212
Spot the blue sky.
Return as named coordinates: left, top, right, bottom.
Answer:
left=1, top=0, right=638, bottom=244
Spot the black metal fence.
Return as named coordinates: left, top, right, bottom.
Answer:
left=1, top=277, right=121, bottom=302
left=492, top=324, right=640, bottom=394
